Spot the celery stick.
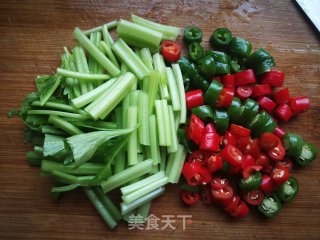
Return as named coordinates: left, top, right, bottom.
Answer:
left=172, top=64, right=187, bottom=124
left=51, top=170, right=95, bottom=185
left=32, top=100, right=80, bottom=113
left=120, top=62, right=129, bottom=74
left=79, top=44, right=94, bottom=91
left=84, top=187, right=117, bottom=229
left=99, top=41, right=119, bottom=69
left=48, top=115, right=83, bottom=136
left=151, top=164, right=159, bottom=174
left=57, top=68, right=111, bottom=81
left=88, top=32, right=102, bottom=76
left=28, top=110, right=89, bottom=120
left=138, top=92, right=150, bottom=146
left=122, top=176, right=168, bottom=204
left=101, top=159, right=153, bottom=193
left=112, top=38, right=150, bottom=80
left=139, top=48, right=154, bottom=71
left=73, top=46, right=88, bottom=94
left=161, top=99, right=172, bottom=146
left=114, top=150, right=125, bottom=174
left=148, top=115, right=161, bottom=165
left=74, top=27, right=120, bottom=77
left=127, top=106, right=138, bottom=166
left=166, top=144, right=187, bottom=183
left=121, top=171, right=165, bottom=196
left=101, top=24, right=114, bottom=46
left=165, top=67, right=181, bottom=111
left=117, top=19, right=162, bottom=50
left=121, top=187, right=165, bottom=215
left=83, top=20, right=118, bottom=35
left=160, top=147, right=167, bottom=171
left=131, top=14, right=180, bottom=41
left=154, top=100, right=165, bottom=146
left=122, top=209, right=137, bottom=222
left=167, top=105, right=178, bottom=153
left=71, top=77, right=116, bottom=108
left=153, top=53, right=169, bottom=99
left=129, top=90, right=140, bottom=107
left=41, top=160, right=103, bottom=175
left=137, top=201, right=151, bottom=223
left=147, top=70, right=160, bottom=115
left=122, top=95, right=130, bottom=129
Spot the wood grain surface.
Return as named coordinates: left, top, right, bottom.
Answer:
left=0, top=0, right=319, bottom=239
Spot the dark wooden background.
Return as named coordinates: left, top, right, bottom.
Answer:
left=0, top=0, right=319, bottom=239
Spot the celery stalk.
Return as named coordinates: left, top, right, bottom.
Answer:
left=73, top=46, right=89, bottom=94
left=165, top=67, right=181, bottom=111
left=83, top=20, right=118, bottom=35
left=167, top=105, right=178, bottom=153
left=160, top=147, right=167, bottom=171
left=127, top=106, right=138, bottom=166
left=99, top=41, right=119, bottom=69
left=140, top=48, right=153, bottom=71
left=154, top=100, right=165, bottom=146
left=121, top=62, right=129, bottom=74
left=138, top=92, right=150, bottom=146
left=149, top=115, right=161, bottom=165
left=166, top=144, right=187, bottom=183
left=137, top=201, right=151, bottom=223
left=172, top=64, right=187, bottom=124
left=41, top=160, right=103, bottom=175
left=161, top=99, right=172, bottom=146
left=101, top=24, right=114, bottom=46
left=153, top=53, right=169, bottom=99
left=27, top=110, right=89, bottom=120
left=48, top=115, right=83, bottom=136
left=147, top=70, right=160, bottom=115
left=57, top=68, right=111, bottom=81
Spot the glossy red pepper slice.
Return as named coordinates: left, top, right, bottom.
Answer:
left=260, top=175, right=278, bottom=193
left=220, top=144, right=244, bottom=166
left=273, top=87, right=290, bottom=105
left=261, top=70, right=284, bottom=87
left=230, top=124, right=251, bottom=137
left=257, top=96, right=277, bottom=114
left=161, top=40, right=181, bottom=62
left=229, top=200, right=250, bottom=218
left=235, top=69, right=256, bottom=86
left=275, top=104, right=293, bottom=122
left=259, top=132, right=281, bottom=151
left=245, top=139, right=261, bottom=159
left=189, top=114, right=205, bottom=144
left=228, top=164, right=241, bottom=175
left=224, top=195, right=240, bottom=213
left=223, top=131, right=237, bottom=146
left=206, top=155, right=223, bottom=173
left=242, top=189, right=265, bottom=206
left=210, top=177, right=230, bottom=190
left=290, top=96, right=310, bottom=115
left=187, top=150, right=211, bottom=166
left=242, top=165, right=263, bottom=179
left=271, top=167, right=289, bottom=185
left=182, top=162, right=203, bottom=186
left=236, top=86, right=252, bottom=100
left=211, top=185, right=234, bottom=206
left=236, top=136, right=253, bottom=153
left=222, top=74, right=236, bottom=91
left=256, top=153, right=273, bottom=174
left=241, top=154, right=256, bottom=172
left=273, top=126, right=286, bottom=139
left=200, top=186, right=213, bottom=204
left=204, top=123, right=217, bottom=134
left=180, top=189, right=200, bottom=205
left=185, top=89, right=204, bottom=110
left=199, top=132, right=220, bottom=151
left=268, top=143, right=286, bottom=161
left=216, top=88, right=234, bottom=108
left=275, top=158, right=293, bottom=172
left=199, top=167, right=212, bottom=185
left=251, top=84, right=272, bottom=98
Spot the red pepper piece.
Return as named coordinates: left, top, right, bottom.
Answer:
left=259, top=132, right=281, bottom=151
left=229, top=200, right=250, bottom=218
left=211, top=185, right=234, bottom=206
left=251, top=84, right=272, bottom=98
left=199, top=167, right=212, bottom=184
left=161, top=40, right=181, bottom=62
left=182, top=162, right=203, bottom=186
left=256, top=153, right=273, bottom=174
left=180, top=189, right=200, bottom=205
left=185, top=89, right=204, bottom=110
left=260, top=175, right=278, bottom=193
left=242, top=189, right=265, bottom=206
left=268, top=143, right=286, bottom=161
left=236, top=86, right=252, bottom=100
left=199, top=132, right=220, bottom=151
left=275, top=104, right=293, bottom=122
left=290, top=96, right=310, bottom=115
left=257, top=96, right=276, bottom=114
left=261, top=70, right=284, bottom=87
left=223, top=131, right=237, bottom=146
left=206, top=155, right=223, bottom=173
left=212, top=76, right=222, bottom=83
left=222, top=74, right=236, bottom=91
left=235, top=69, right=256, bottom=86
left=230, top=124, right=251, bottom=137
left=273, top=87, right=290, bottom=105
left=204, top=123, right=217, bottom=134
left=241, top=154, right=256, bottom=172
left=187, top=150, right=211, bottom=166
left=224, top=195, right=240, bottom=213
left=210, top=177, right=230, bottom=190
left=242, top=165, right=263, bottom=179
left=236, top=136, right=253, bottom=153
left=189, top=114, right=205, bottom=144
left=271, top=167, right=289, bottom=185
left=275, top=158, right=293, bottom=172
left=228, top=164, right=241, bottom=175
left=200, top=186, right=213, bottom=204
left=216, top=88, right=234, bottom=108
left=245, top=139, right=261, bottom=159
left=273, top=126, right=286, bottom=139
left=220, top=144, right=244, bottom=166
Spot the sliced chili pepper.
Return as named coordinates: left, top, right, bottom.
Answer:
left=276, top=177, right=299, bottom=202
left=221, top=160, right=231, bottom=174
left=271, top=167, right=289, bottom=185
left=260, top=70, right=284, bottom=87
left=236, top=136, right=252, bottom=153
left=229, top=200, right=250, bottom=218
left=205, top=50, right=229, bottom=63
left=189, top=114, right=205, bottom=144
left=273, top=88, right=290, bottom=105
left=211, top=185, right=234, bottom=206
left=200, top=185, right=213, bottom=204
left=222, top=74, right=236, bottom=91
left=220, top=144, right=244, bottom=166
left=236, top=86, right=252, bottom=100
left=224, top=195, right=240, bottom=213
left=258, top=193, right=282, bottom=217
left=253, top=117, right=277, bottom=138
left=256, top=153, right=273, bottom=174
left=188, top=42, right=204, bottom=62
left=204, top=80, right=223, bottom=106
left=228, top=97, right=243, bottom=123
left=230, top=124, right=251, bottom=137
left=239, top=99, right=259, bottom=125
left=199, top=167, right=212, bottom=185
left=242, top=165, right=263, bottom=179
left=213, top=109, right=229, bottom=135
left=245, top=138, right=261, bottom=159
left=248, top=111, right=270, bottom=133
left=275, top=104, right=293, bottom=122
left=229, top=55, right=243, bottom=73
left=290, top=96, right=310, bottom=115
left=251, top=84, right=272, bottom=98
left=235, top=69, right=256, bottom=86
left=187, top=150, right=211, bottom=166
left=228, top=164, right=241, bottom=175
left=273, top=126, right=286, bottom=139
left=212, top=76, right=222, bottom=83
left=161, top=41, right=181, bottom=62
left=260, top=175, right=278, bottom=193
left=268, top=144, right=286, bottom=161
left=239, top=171, right=262, bottom=192
left=204, top=123, right=217, bottom=134
left=178, top=128, right=192, bottom=154
left=230, top=37, right=252, bottom=58
left=241, top=154, right=256, bottom=172
left=254, top=58, right=276, bottom=75
left=257, top=96, right=276, bottom=114
left=180, top=189, right=200, bottom=205
left=223, top=131, right=237, bottom=146
left=216, top=88, right=234, bottom=108
left=198, top=55, right=216, bottom=78
left=210, top=177, right=230, bottom=190
left=275, top=158, right=293, bottom=172
left=206, top=155, right=223, bottom=173
left=295, top=142, right=317, bottom=167
left=259, top=132, right=280, bottom=151
left=191, top=105, right=214, bottom=122
left=185, top=89, right=204, bottom=110
left=182, top=162, right=203, bottom=186
left=209, top=28, right=232, bottom=48
left=247, top=48, right=273, bottom=66
left=199, top=132, right=220, bottom=151
left=282, top=133, right=303, bottom=158
left=243, top=189, right=265, bottom=206
left=183, top=26, right=203, bottom=44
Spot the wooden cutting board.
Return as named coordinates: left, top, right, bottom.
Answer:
left=0, top=0, right=319, bottom=239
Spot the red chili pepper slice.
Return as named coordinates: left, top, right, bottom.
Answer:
left=204, top=123, right=217, bottom=134
left=275, top=158, right=293, bottom=172
left=222, top=74, right=236, bottom=91
left=236, top=86, right=252, bottom=100
left=224, top=195, right=240, bottom=213
left=245, top=138, right=261, bottom=159
left=275, top=104, right=293, bottom=122
left=223, top=131, right=237, bottom=146
left=251, top=84, right=272, bottom=98
left=216, top=88, right=234, bottom=108
left=268, top=143, right=286, bottom=161
left=241, top=154, right=256, bottom=172
left=161, top=40, right=181, bottom=62
left=182, top=162, right=203, bottom=186
left=236, top=136, right=253, bottom=153
left=228, top=164, right=241, bottom=175
left=210, top=177, right=230, bottom=190
left=206, top=155, right=223, bottom=173
left=271, top=167, right=289, bottom=185
left=199, top=167, right=212, bottom=185
left=229, top=200, right=250, bottom=218
left=180, top=189, right=200, bottom=205
left=185, top=89, right=204, bottom=110
left=273, top=87, right=290, bottom=105
left=273, top=126, right=286, bottom=139
left=230, top=124, right=251, bottom=137
left=242, top=165, right=263, bottom=179
left=220, top=144, right=244, bottom=166
left=260, top=175, right=278, bottom=193
left=261, top=70, right=284, bottom=87
left=200, top=186, right=213, bottom=204
left=290, top=96, right=310, bottom=115
left=242, top=189, right=265, bottom=206
left=235, top=69, right=256, bottom=86
left=256, top=153, right=273, bottom=174
left=259, top=132, right=281, bottom=151
left=199, top=132, right=220, bottom=151
left=211, top=185, right=234, bottom=206
left=187, top=150, right=211, bottom=166
left=257, top=96, right=277, bottom=114
left=189, top=114, right=205, bottom=144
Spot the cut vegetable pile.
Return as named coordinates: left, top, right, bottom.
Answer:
left=9, top=15, right=318, bottom=227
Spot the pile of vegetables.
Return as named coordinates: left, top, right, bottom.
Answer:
left=176, top=27, right=317, bottom=218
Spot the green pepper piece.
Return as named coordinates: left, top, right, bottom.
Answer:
left=204, top=80, right=223, bottom=106
left=230, top=37, right=252, bottom=58
left=188, top=42, right=204, bottom=62
left=205, top=50, right=229, bottom=63
left=282, top=133, right=304, bottom=159
left=178, top=57, right=196, bottom=77
left=177, top=128, right=192, bottom=154
left=276, top=177, right=299, bottom=202
left=228, top=97, right=243, bottom=123
left=239, top=99, right=259, bottom=125
left=229, top=55, right=246, bottom=73
left=182, top=76, right=191, bottom=91
left=247, top=48, right=273, bottom=66
left=253, top=117, right=277, bottom=137
left=254, top=58, right=276, bottom=75
left=239, top=171, right=262, bottom=192
left=197, top=55, right=216, bottom=78
left=221, top=160, right=231, bottom=174
left=258, top=193, right=282, bottom=217
left=215, top=62, right=230, bottom=75
left=192, top=74, right=210, bottom=92
left=183, top=26, right=203, bottom=44
left=247, top=111, right=270, bottom=132
left=191, top=105, right=214, bottom=122
left=294, top=142, right=318, bottom=167
left=209, top=28, right=232, bottom=48
left=213, top=109, right=229, bottom=135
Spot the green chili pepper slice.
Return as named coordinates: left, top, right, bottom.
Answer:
left=295, top=142, right=318, bottom=167
left=221, top=161, right=231, bottom=174
left=254, top=58, right=276, bottom=75
left=205, top=50, right=229, bottom=63
left=247, top=111, right=270, bottom=132
left=230, top=37, right=252, bottom=58
left=239, top=171, right=262, bottom=192
left=188, top=42, right=204, bottom=62
left=184, top=26, right=203, bottom=44
left=253, top=117, right=277, bottom=137
left=276, top=177, right=299, bottom=202
left=213, top=109, right=229, bottom=135
left=247, top=48, right=273, bottom=66
left=209, top=28, right=232, bottom=48
left=204, top=80, right=223, bottom=106
left=239, top=99, right=259, bottom=125
left=282, top=133, right=304, bottom=159
left=258, top=193, right=282, bottom=217
left=197, top=55, right=216, bottom=78
left=191, top=105, right=214, bottom=122
left=228, top=97, right=243, bottom=123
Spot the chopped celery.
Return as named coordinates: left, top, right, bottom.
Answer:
left=161, top=99, right=172, bottom=146
left=166, top=144, right=187, bottom=183
left=41, top=160, right=103, bottom=175
left=31, top=100, right=80, bottom=113
left=138, top=92, right=150, bottom=146
left=121, top=62, right=129, bottom=74
left=153, top=53, right=169, bottom=99
left=83, top=20, right=118, bottom=35
left=131, top=14, right=180, bottom=41
left=165, top=67, right=181, bottom=111
left=172, top=64, right=186, bottom=123
left=147, top=70, right=161, bottom=115
left=48, top=115, right=83, bottom=135
left=36, top=75, right=62, bottom=106
left=122, top=95, right=130, bottom=129
left=99, top=41, right=119, bottom=69
left=112, top=38, right=150, bottom=80
left=101, top=159, right=153, bottom=193
left=137, top=201, right=152, bottom=223
left=154, top=100, right=165, bottom=146
left=160, top=147, right=167, bottom=171
left=117, top=19, right=162, bottom=50
left=167, top=105, right=178, bottom=153
left=88, top=31, right=102, bottom=79
left=101, top=24, right=114, bottom=46
left=140, top=48, right=153, bottom=71
left=27, top=110, right=89, bottom=120
left=127, top=106, right=138, bottom=166
left=73, top=46, right=90, bottom=94
left=57, top=68, right=111, bottom=81
left=149, top=115, right=161, bottom=165
left=114, top=150, right=125, bottom=174
left=51, top=170, right=95, bottom=185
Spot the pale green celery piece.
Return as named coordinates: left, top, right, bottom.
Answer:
left=83, top=20, right=118, bottom=35
left=101, top=159, right=153, bottom=193
left=101, top=24, right=114, bottom=46
left=121, top=171, right=165, bottom=196
left=160, top=147, right=167, bottom=171
left=153, top=53, right=169, bottom=99
left=120, top=187, right=165, bottom=215
left=27, top=110, right=89, bottom=120
left=43, top=134, right=65, bottom=157
left=147, top=70, right=160, bottom=115
left=74, top=27, right=120, bottom=77
left=36, top=75, right=62, bottom=106
left=127, top=106, right=138, bottom=166
left=129, top=90, right=140, bottom=107
left=122, top=95, right=130, bottom=129
left=51, top=170, right=95, bottom=185
left=167, top=105, right=178, bottom=153
left=78, top=44, right=94, bottom=91
left=71, top=77, right=117, bottom=108
left=73, top=46, right=89, bottom=94
left=31, top=100, right=79, bottom=113
left=51, top=184, right=80, bottom=193
left=154, top=100, right=165, bottom=146
left=172, top=64, right=186, bottom=124
left=41, top=125, right=66, bottom=136
left=151, top=164, right=159, bottom=174
left=131, top=14, right=181, bottom=41
left=138, top=92, right=150, bottom=146
left=57, top=68, right=111, bottom=81
left=122, top=177, right=168, bottom=204
left=120, top=62, right=129, bottom=74
left=137, top=201, right=152, bottom=223
left=48, top=115, right=83, bottom=136
left=140, top=48, right=154, bottom=71
left=88, top=32, right=102, bottom=80
left=99, top=41, right=119, bottom=68
left=122, top=209, right=137, bottom=222
left=166, top=144, right=187, bottom=183
left=117, top=19, right=162, bottom=50
left=161, top=99, right=172, bottom=146
left=66, top=120, right=118, bottom=130
left=148, top=115, right=161, bottom=165
left=41, top=160, right=103, bottom=175
left=114, top=150, right=125, bottom=174
left=112, top=38, right=150, bottom=80
left=165, top=67, right=181, bottom=111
